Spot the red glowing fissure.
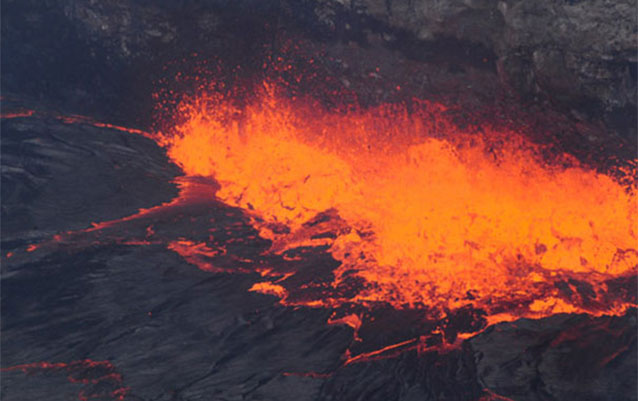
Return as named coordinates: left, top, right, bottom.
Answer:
left=0, top=109, right=36, bottom=119
left=55, top=115, right=155, bottom=140
left=0, top=107, right=152, bottom=139
left=1, top=360, right=130, bottom=401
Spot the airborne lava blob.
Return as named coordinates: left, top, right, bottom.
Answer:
left=157, top=82, right=637, bottom=326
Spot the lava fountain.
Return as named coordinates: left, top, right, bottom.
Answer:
left=154, top=81, right=637, bottom=328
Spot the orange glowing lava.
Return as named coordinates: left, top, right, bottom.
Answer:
left=156, top=82, right=637, bottom=325
left=1, top=109, right=35, bottom=119
left=57, top=115, right=154, bottom=139
left=1, top=360, right=129, bottom=401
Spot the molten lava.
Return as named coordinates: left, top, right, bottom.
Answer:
left=156, top=82, right=637, bottom=325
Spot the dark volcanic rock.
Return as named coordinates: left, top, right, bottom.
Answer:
left=2, top=0, right=636, bottom=141
left=470, top=312, right=638, bottom=401
left=314, top=0, right=637, bottom=139
left=1, top=113, right=180, bottom=246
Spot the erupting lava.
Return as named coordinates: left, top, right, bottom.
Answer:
left=155, top=82, right=637, bottom=326
left=5, top=76, right=636, bottom=368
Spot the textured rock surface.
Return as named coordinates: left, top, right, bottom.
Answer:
left=2, top=0, right=636, bottom=139
left=470, top=313, right=637, bottom=401
left=314, top=0, right=637, bottom=135
left=1, top=110, right=180, bottom=244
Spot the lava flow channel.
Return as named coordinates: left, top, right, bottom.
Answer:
left=153, top=82, right=637, bottom=326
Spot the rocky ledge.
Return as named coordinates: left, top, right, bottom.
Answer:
left=2, top=0, right=636, bottom=141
